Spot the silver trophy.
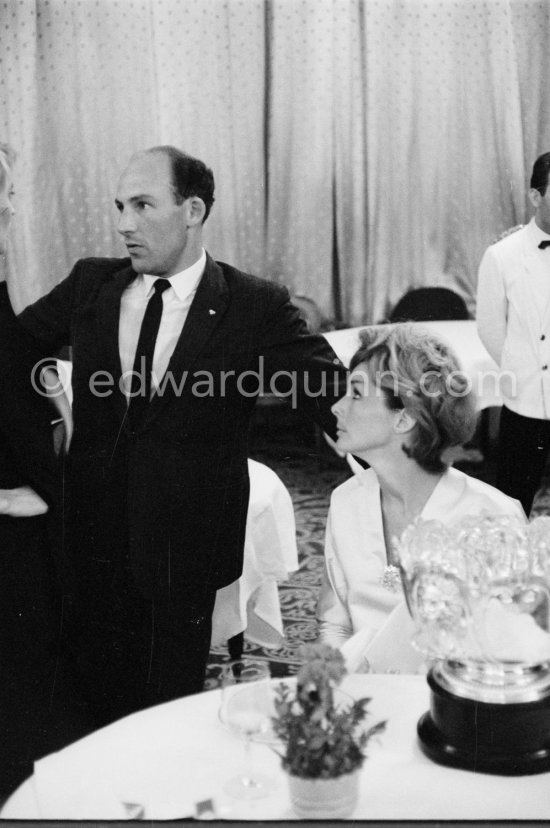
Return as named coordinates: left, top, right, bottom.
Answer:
left=396, top=514, right=550, bottom=774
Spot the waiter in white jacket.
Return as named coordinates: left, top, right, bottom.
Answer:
left=477, top=151, right=550, bottom=515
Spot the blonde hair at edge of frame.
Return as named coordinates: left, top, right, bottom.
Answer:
left=349, top=323, right=477, bottom=474
left=0, top=143, right=15, bottom=194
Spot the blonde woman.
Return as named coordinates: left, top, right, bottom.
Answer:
left=317, top=324, right=524, bottom=673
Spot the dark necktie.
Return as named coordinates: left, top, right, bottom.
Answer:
left=127, top=278, right=171, bottom=422
left=539, top=240, right=550, bottom=250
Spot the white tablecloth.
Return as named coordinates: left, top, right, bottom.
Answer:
left=211, top=459, right=298, bottom=648
left=324, top=320, right=501, bottom=409
left=3, top=674, right=549, bottom=820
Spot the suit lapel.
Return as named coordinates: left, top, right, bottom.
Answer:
left=98, top=265, right=136, bottom=426
left=143, top=254, right=230, bottom=425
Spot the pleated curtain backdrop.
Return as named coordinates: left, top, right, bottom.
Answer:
left=1, top=0, right=550, bottom=323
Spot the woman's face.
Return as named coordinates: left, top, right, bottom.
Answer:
left=0, top=167, right=15, bottom=256
left=331, top=361, right=400, bottom=459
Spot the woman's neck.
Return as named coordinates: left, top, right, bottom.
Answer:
left=379, top=464, right=441, bottom=514
left=369, top=451, right=444, bottom=562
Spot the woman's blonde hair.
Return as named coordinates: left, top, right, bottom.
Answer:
left=349, top=323, right=476, bottom=473
left=0, top=143, right=15, bottom=195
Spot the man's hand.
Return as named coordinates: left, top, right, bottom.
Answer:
left=0, top=486, right=49, bottom=517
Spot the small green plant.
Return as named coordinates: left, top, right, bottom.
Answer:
left=272, top=643, right=386, bottom=779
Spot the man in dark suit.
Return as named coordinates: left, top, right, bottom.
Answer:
left=18, top=145, right=346, bottom=727
left=0, top=141, right=91, bottom=795
left=0, top=281, right=93, bottom=794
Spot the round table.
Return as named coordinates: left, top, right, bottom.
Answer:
left=2, top=673, right=549, bottom=820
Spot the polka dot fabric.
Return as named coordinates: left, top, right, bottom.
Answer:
left=266, top=0, right=335, bottom=310
left=1, top=0, right=550, bottom=321
left=1, top=0, right=157, bottom=309
left=150, top=0, right=267, bottom=276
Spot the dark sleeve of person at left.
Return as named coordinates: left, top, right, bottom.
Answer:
left=259, top=287, right=348, bottom=439
left=0, top=297, right=61, bottom=509
left=17, top=261, right=80, bottom=352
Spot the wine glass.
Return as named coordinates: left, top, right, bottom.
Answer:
left=219, top=660, right=276, bottom=799
left=219, top=658, right=270, bottom=701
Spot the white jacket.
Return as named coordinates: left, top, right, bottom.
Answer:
left=476, top=218, right=550, bottom=418
left=317, top=466, right=524, bottom=673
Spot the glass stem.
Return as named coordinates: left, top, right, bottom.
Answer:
left=241, top=737, right=259, bottom=788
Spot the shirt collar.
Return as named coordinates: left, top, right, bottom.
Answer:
left=141, top=248, right=206, bottom=301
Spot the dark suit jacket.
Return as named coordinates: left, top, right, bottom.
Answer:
left=0, top=283, right=71, bottom=794
left=18, top=254, right=346, bottom=616
left=0, top=281, right=62, bottom=594
left=0, top=282, right=60, bottom=505
left=0, top=278, right=67, bottom=616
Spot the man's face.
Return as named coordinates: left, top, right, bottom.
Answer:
left=115, top=153, right=190, bottom=277
left=537, top=189, right=550, bottom=235
left=530, top=175, right=550, bottom=235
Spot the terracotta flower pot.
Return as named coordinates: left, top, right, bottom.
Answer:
left=287, top=770, right=359, bottom=819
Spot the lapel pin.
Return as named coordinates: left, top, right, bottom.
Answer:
left=208, top=309, right=216, bottom=315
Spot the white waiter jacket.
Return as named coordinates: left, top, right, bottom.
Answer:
left=476, top=218, right=550, bottom=419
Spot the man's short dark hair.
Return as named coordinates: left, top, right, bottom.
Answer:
left=147, top=145, right=215, bottom=221
left=530, top=152, right=550, bottom=197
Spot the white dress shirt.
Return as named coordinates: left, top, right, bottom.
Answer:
left=119, top=250, right=206, bottom=398
left=476, top=218, right=550, bottom=418
left=317, top=466, right=524, bottom=673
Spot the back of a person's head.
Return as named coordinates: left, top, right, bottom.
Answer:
left=146, top=145, right=215, bottom=220
left=350, top=323, right=476, bottom=473
left=530, top=152, right=550, bottom=196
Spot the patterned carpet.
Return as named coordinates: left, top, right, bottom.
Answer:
left=205, top=421, right=550, bottom=688
left=205, top=432, right=349, bottom=687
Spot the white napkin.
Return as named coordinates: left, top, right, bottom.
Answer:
left=342, top=601, right=425, bottom=674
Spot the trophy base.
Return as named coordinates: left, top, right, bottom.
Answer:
left=418, top=670, right=550, bottom=775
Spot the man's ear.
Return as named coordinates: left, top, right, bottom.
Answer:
left=394, top=408, right=416, bottom=434
left=528, top=188, right=541, bottom=210
left=184, top=196, right=206, bottom=226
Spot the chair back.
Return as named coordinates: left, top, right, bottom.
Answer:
left=388, top=287, right=469, bottom=323
left=43, top=364, right=73, bottom=454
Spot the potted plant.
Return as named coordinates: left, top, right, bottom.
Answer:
left=272, top=643, right=386, bottom=819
